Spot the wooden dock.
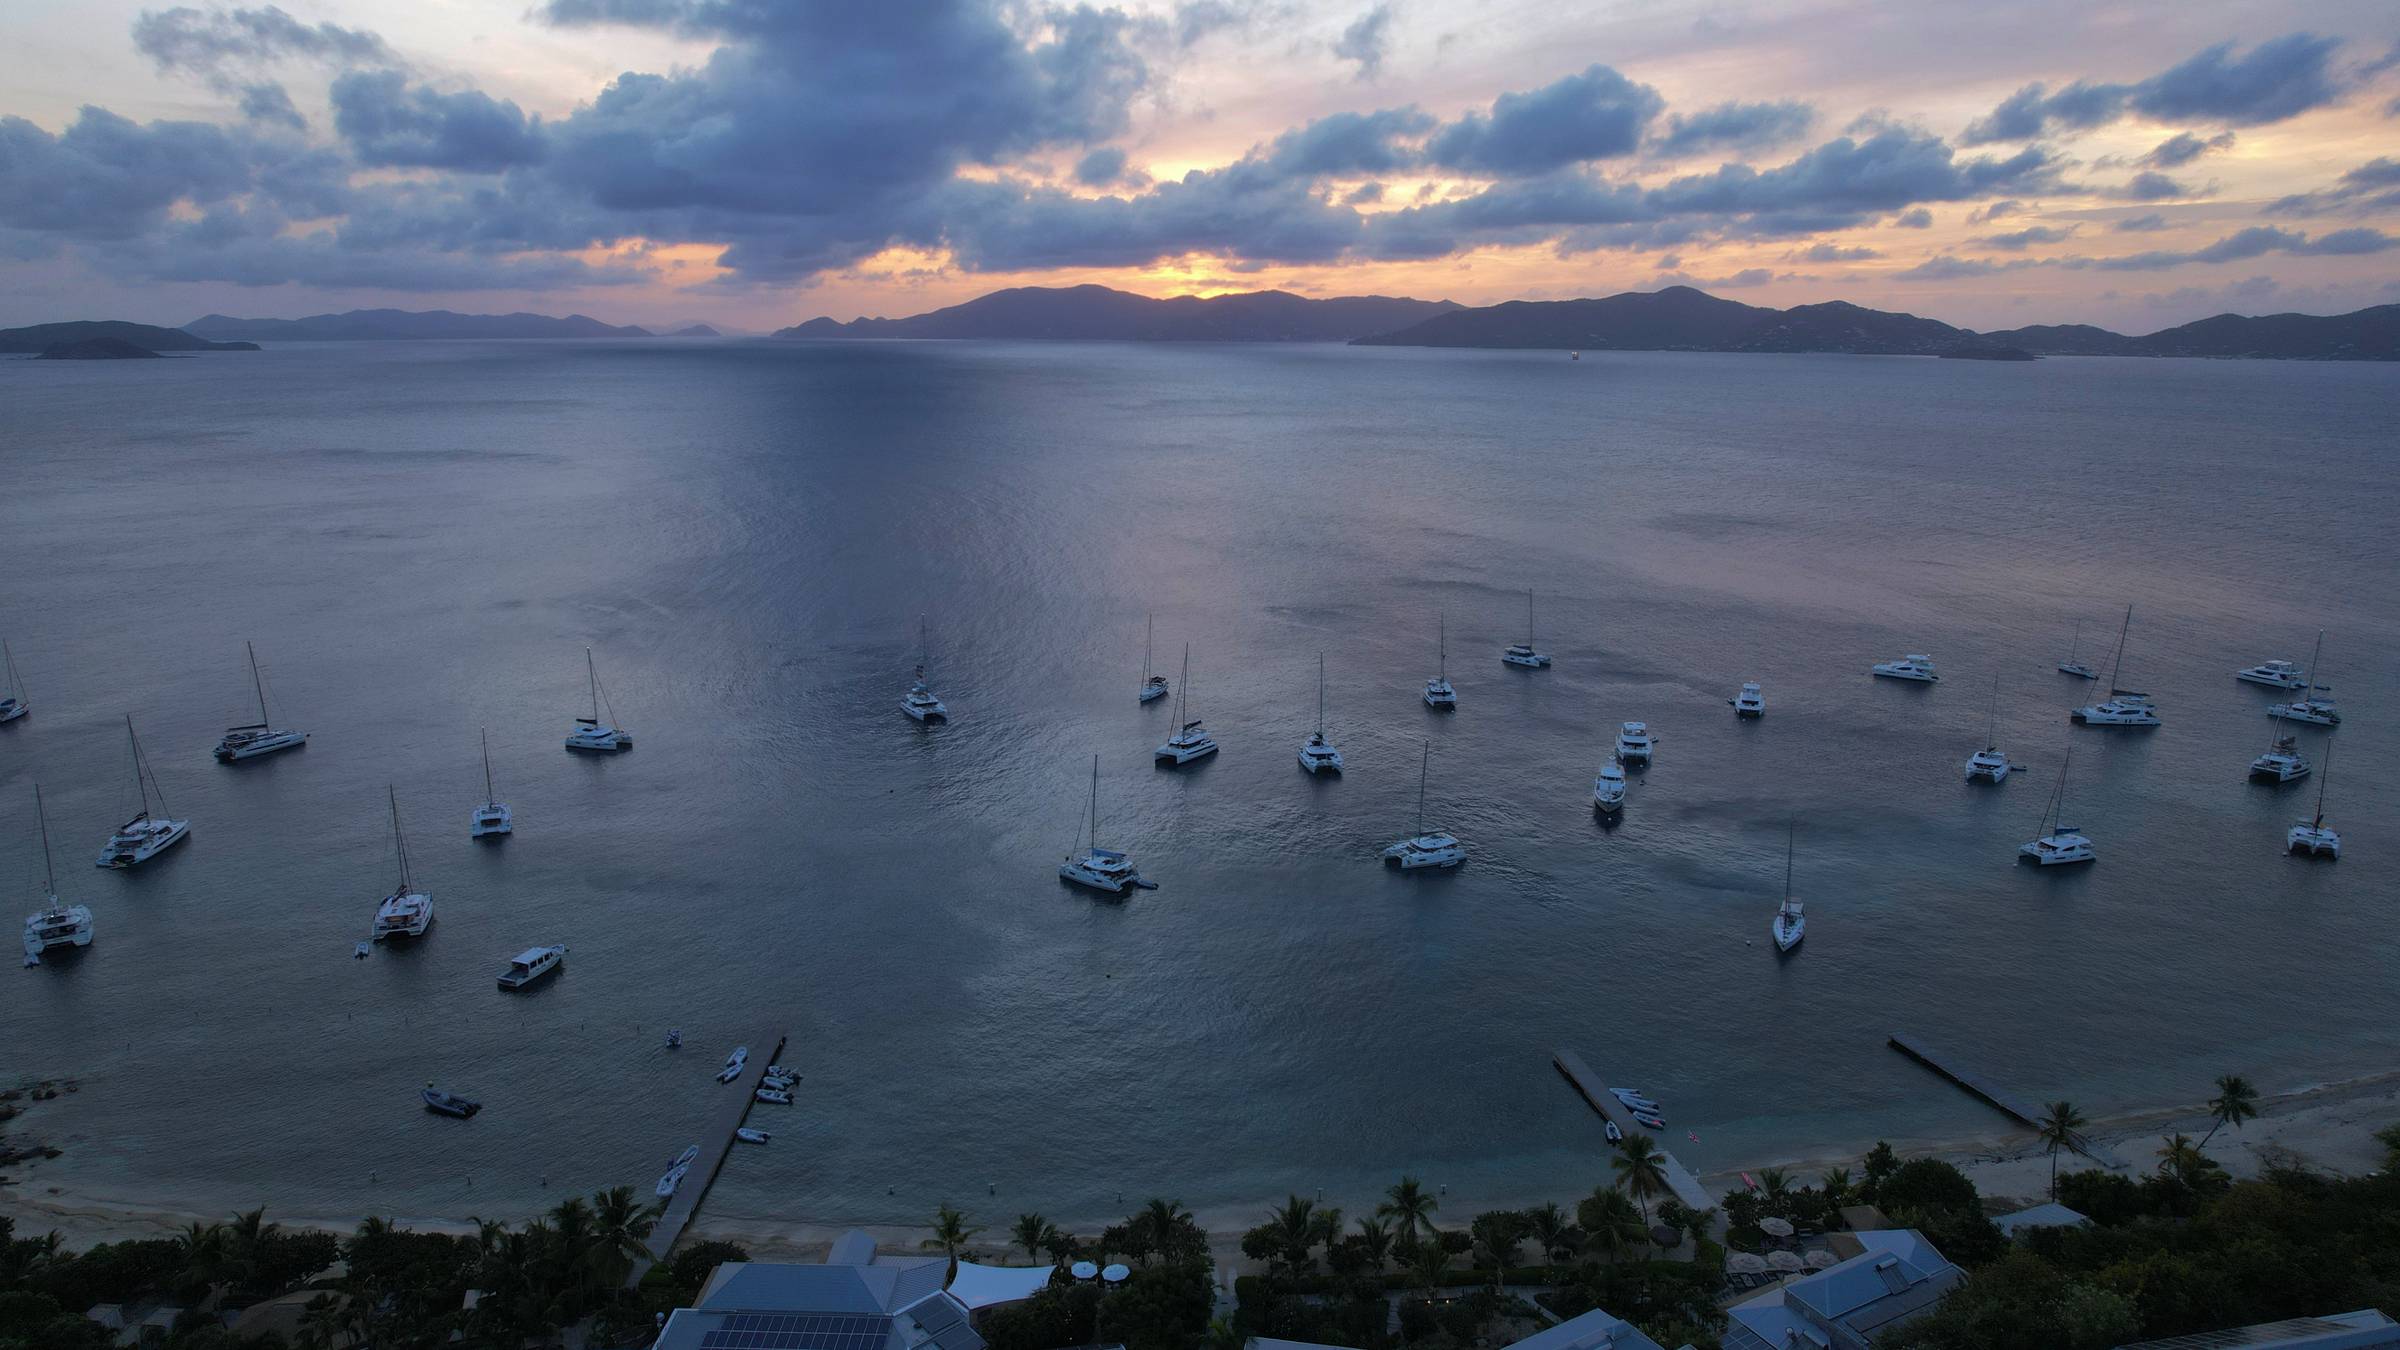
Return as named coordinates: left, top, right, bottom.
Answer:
left=1888, top=1033, right=2125, bottom=1169
left=631, top=1030, right=790, bottom=1284
left=1552, top=1049, right=1716, bottom=1216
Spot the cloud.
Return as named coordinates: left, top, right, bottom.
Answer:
left=2083, top=225, right=2397, bottom=270
left=2106, top=170, right=2192, bottom=201
left=237, top=82, right=306, bottom=130
left=1788, top=241, right=1879, bottom=261
left=330, top=71, right=544, bottom=171
left=1332, top=3, right=1395, bottom=79
left=2264, top=156, right=2400, bottom=216
left=1645, top=129, right=2058, bottom=225
left=132, top=4, right=398, bottom=82
left=2139, top=130, right=2234, bottom=168
left=1653, top=266, right=1774, bottom=288
left=1264, top=106, right=1433, bottom=178
left=1895, top=254, right=2036, bottom=280
left=1652, top=99, right=1814, bottom=155
left=1891, top=207, right=1933, bottom=228
left=1975, top=224, right=2077, bottom=250
left=2112, top=212, right=2169, bottom=231
left=1424, top=65, right=1663, bottom=175
left=1962, top=32, right=2352, bottom=144
left=0, top=106, right=257, bottom=238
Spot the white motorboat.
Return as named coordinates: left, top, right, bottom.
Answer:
left=1871, top=653, right=1939, bottom=682
left=470, top=728, right=512, bottom=837
left=2073, top=605, right=2161, bottom=727
left=901, top=617, right=948, bottom=723
left=1383, top=741, right=1464, bottom=870
left=1592, top=754, right=1627, bottom=815
left=370, top=787, right=434, bottom=941
left=1138, top=613, right=1168, bottom=704
left=2288, top=743, right=2339, bottom=859
left=1604, top=1120, right=1622, bottom=1143
left=2056, top=621, right=2099, bottom=681
left=1631, top=1110, right=1665, bottom=1130
left=656, top=1144, right=700, bottom=1198
left=1424, top=613, right=1457, bottom=710
left=1616, top=721, right=1655, bottom=764
left=717, top=1046, right=749, bottom=1083
left=96, top=716, right=192, bottom=868
left=496, top=944, right=566, bottom=990
left=566, top=648, right=633, bottom=751
left=2265, top=629, right=2339, bottom=726
left=0, top=639, right=26, bottom=723
left=2236, top=659, right=2308, bottom=690
left=1730, top=681, right=1764, bottom=718
left=1772, top=822, right=1806, bottom=953
left=1298, top=654, right=1343, bottom=774
left=1154, top=645, right=1217, bottom=764
left=1060, top=755, right=1155, bottom=895
left=1502, top=590, right=1551, bottom=668
left=215, top=640, right=308, bottom=761
left=2250, top=726, right=2312, bottom=783
left=736, top=1128, right=772, bottom=1145
left=2019, top=745, right=2095, bottom=866
left=755, top=1086, right=793, bottom=1105
left=22, top=784, right=93, bottom=967
left=1965, top=674, right=2009, bottom=782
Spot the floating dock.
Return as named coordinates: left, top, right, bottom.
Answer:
left=1888, top=1033, right=2125, bottom=1169
left=1552, top=1048, right=1716, bottom=1215
left=631, top=1030, right=790, bottom=1285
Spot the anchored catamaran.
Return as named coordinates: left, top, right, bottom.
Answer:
left=215, top=641, right=308, bottom=761
left=97, top=716, right=191, bottom=867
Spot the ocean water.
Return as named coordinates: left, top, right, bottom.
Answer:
left=1, top=338, right=2394, bottom=1236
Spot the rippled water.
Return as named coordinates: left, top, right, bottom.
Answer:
left=2, top=338, right=2394, bottom=1234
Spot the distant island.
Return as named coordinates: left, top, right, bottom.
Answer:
left=1, top=320, right=258, bottom=358
left=184, top=309, right=657, bottom=342
left=775, top=284, right=1459, bottom=343
left=666, top=323, right=721, bottom=338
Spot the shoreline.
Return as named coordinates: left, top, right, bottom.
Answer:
left=10, top=1071, right=2397, bottom=1260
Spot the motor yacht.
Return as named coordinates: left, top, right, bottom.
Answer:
left=1298, top=654, right=1343, bottom=774
left=2056, top=621, right=2098, bottom=681
left=2269, top=698, right=2340, bottom=727
left=2019, top=746, right=2095, bottom=865
left=901, top=617, right=948, bottom=723
left=2073, top=605, right=2160, bottom=727
left=2288, top=743, right=2339, bottom=859
left=1060, top=755, right=1155, bottom=895
left=1138, top=613, right=1168, bottom=704
left=1424, top=614, right=1457, bottom=710
left=496, top=944, right=566, bottom=990
left=1616, top=721, right=1655, bottom=764
left=1731, top=682, right=1764, bottom=718
left=215, top=640, right=308, bottom=761
left=566, top=648, right=633, bottom=751
left=0, top=639, right=26, bottom=723
left=2236, top=659, right=2308, bottom=690
left=1593, top=754, right=1627, bottom=815
left=22, top=785, right=92, bottom=967
left=2249, top=733, right=2311, bottom=784
left=1771, top=823, right=1805, bottom=953
left=471, top=728, right=512, bottom=837
left=1383, top=741, right=1464, bottom=869
left=1965, top=675, right=2009, bottom=781
left=370, top=787, right=434, bottom=941
left=1871, top=654, right=1939, bottom=682
left=96, top=717, right=191, bottom=868
left=1154, top=646, right=1218, bottom=764
left=1502, top=590, right=1551, bottom=668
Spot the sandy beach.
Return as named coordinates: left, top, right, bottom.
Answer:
left=10, top=1072, right=2397, bottom=1264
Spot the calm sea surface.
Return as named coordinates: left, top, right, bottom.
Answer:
left=1, top=338, right=2394, bottom=1234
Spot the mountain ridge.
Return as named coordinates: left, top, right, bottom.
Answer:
left=0, top=320, right=258, bottom=354
left=775, top=284, right=1461, bottom=342
left=185, top=309, right=655, bottom=341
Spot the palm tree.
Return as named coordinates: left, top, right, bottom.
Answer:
left=1352, top=1215, right=1394, bottom=1271
left=1012, top=1213, right=1052, bottom=1264
left=1612, top=1135, right=1670, bottom=1220
left=591, top=1186, right=662, bottom=1290
left=2199, top=1075, right=2260, bottom=1149
left=1136, top=1197, right=1195, bottom=1265
left=1675, top=1205, right=1719, bottom=1247
left=1406, top=1227, right=1450, bottom=1292
left=176, top=1219, right=226, bottom=1295
left=1522, top=1202, right=1574, bottom=1266
left=923, top=1204, right=982, bottom=1279
left=1819, top=1167, right=1854, bottom=1207
left=221, top=1207, right=279, bottom=1291
left=1043, top=1228, right=1080, bottom=1267
left=1576, top=1188, right=1644, bottom=1265
left=1378, top=1176, right=1438, bottom=1248
left=1469, top=1212, right=1523, bottom=1290
left=1267, top=1195, right=1320, bottom=1272
left=2037, top=1100, right=2086, bottom=1200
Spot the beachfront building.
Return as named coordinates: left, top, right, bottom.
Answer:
left=1721, top=1229, right=1962, bottom=1350
left=654, top=1231, right=989, bottom=1350
left=2115, top=1310, right=2400, bottom=1349
left=1993, top=1201, right=2091, bottom=1240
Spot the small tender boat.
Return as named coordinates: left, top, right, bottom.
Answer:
left=2056, top=621, right=2099, bottom=681
left=1383, top=741, right=1464, bottom=870
left=1138, top=613, right=1169, bottom=704
left=1631, top=1111, right=1665, bottom=1130
left=1060, top=755, right=1151, bottom=894
left=565, top=648, right=633, bottom=752
left=2236, top=659, right=2308, bottom=690
left=421, top=1087, right=480, bottom=1118
left=1730, top=682, right=1764, bottom=718
left=754, top=1086, right=793, bottom=1105
left=1609, top=1087, right=1657, bottom=1110
left=1603, top=1120, right=1622, bottom=1144
left=1298, top=654, right=1343, bottom=774
left=1593, top=754, right=1627, bottom=815
left=1871, top=653, right=1939, bottom=682
left=214, top=641, right=308, bottom=761
left=766, top=1063, right=796, bottom=1081
left=1615, top=721, right=1655, bottom=764
left=496, top=944, right=566, bottom=991
left=1423, top=614, right=1457, bottom=710
left=1501, top=591, right=1551, bottom=668
left=717, top=1046, right=749, bottom=1084
left=665, top=1029, right=682, bottom=1049
left=736, top=1128, right=772, bottom=1145
left=471, top=728, right=512, bottom=837
left=656, top=1144, right=699, bottom=1197
left=1153, top=646, right=1217, bottom=764
left=901, top=617, right=948, bottom=723
left=2019, top=746, right=2095, bottom=866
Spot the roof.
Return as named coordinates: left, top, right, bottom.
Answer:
left=1723, top=1230, right=1961, bottom=1350
left=2116, top=1311, right=2400, bottom=1350
left=1503, top=1308, right=1671, bottom=1350
left=659, top=1258, right=976, bottom=1350
left=944, top=1261, right=1058, bottom=1311
left=1994, top=1202, right=2091, bottom=1237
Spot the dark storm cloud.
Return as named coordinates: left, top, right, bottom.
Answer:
left=1651, top=99, right=1815, bottom=155
left=1963, top=33, right=2352, bottom=144
left=1424, top=65, right=1664, bottom=175
left=0, top=106, right=255, bottom=237
left=331, top=72, right=544, bottom=172
left=1332, top=3, right=1395, bottom=78
left=1073, top=146, right=1130, bottom=186
left=132, top=4, right=398, bottom=80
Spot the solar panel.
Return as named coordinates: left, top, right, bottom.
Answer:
left=698, top=1311, right=894, bottom=1350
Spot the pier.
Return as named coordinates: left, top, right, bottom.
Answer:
left=1551, top=1049, right=1715, bottom=1214
left=1888, top=1033, right=2125, bottom=1169
left=631, top=1030, right=790, bottom=1285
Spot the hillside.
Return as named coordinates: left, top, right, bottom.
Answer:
left=0, top=320, right=257, bottom=354
left=185, top=309, right=654, bottom=341
left=776, top=284, right=1459, bottom=342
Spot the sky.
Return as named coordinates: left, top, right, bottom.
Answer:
left=3, top=0, right=2397, bottom=333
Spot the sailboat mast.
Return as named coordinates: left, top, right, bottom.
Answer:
left=1527, top=591, right=1536, bottom=645
left=1416, top=740, right=1429, bottom=834
left=1143, top=614, right=1153, bottom=683
left=1438, top=614, right=1447, bottom=680
left=2, top=639, right=18, bottom=698
left=34, top=784, right=57, bottom=899
left=389, top=785, right=410, bottom=892
left=2104, top=605, right=2132, bottom=692
left=1178, top=644, right=1191, bottom=724
left=248, top=640, right=270, bottom=725
left=1088, top=754, right=1100, bottom=850
left=1985, top=674, right=1999, bottom=748
left=2313, top=740, right=2333, bottom=827
left=127, top=716, right=151, bottom=822
left=1784, top=821, right=1794, bottom=900
left=2066, top=621, right=2079, bottom=665
left=2303, top=629, right=2325, bottom=695
left=1316, top=653, right=1326, bottom=736
left=481, top=728, right=496, bottom=801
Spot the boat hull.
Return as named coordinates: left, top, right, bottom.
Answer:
left=1154, top=741, right=1218, bottom=765
left=215, top=730, right=307, bottom=762
left=1501, top=652, right=1550, bottom=669
left=2288, top=829, right=2340, bottom=859
left=1058, top=864, right=1134, bottom=895
left=96, top=818, right=191, bottom=868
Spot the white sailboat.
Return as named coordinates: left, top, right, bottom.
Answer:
left=2018, top=745, right=2095, bottom=865
left=0, top=639, right=26, bottom=723
left=565, top=648, right=633, bottom=751
left=214, top=641, right=308, bottom=761
left=23, top=784, right=93, bottom=966
left=1138, top=613, right=1168, bottom=704
left=96, top=716, right=191, bottom=868
left=1059, top=754, right=1154, bottom=895
left=2288, top=742, right=2340, bottom=859
left=2266, top=629, right=2340, bottom=727
left=1383, top=740, right=1464, bottom=869
left=371, top=786, right=434, bottom=940
left=2056, top=621, right=2099, bottom=681
left=1423, top=614, right=1457, bottom=709
left=1502, top=591, right=1551, bottom=668
left=1965, top=674, right=2010, bottom=782
left=1298, top=654, right=1343, bottom=774
left=1592, top=752, right=1627, bottom=815
left=901, top=617, right=948, bottom=723
left=2072, top=605, right=2160, bottom=727
left=471, top=728, right=513, bottom=837
left=1154, top=645, right=1217, bottom=764
left=1772, top=822, right=1805, bottom=953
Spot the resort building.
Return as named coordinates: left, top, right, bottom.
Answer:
left=654, top=1231, right=1007, bottom=1350
left=1248, top=1306, right=1676, bottom=1350
left=1992, top=1201, right=2091, bottom=1239
left=1720, top=1229, right=1962, bottom=1350
left=2115, top=1310, right=2400, bottom=1349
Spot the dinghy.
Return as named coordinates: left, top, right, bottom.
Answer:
left=716, top=1046, right=748, bottom=1083
left=736, top=1128, right=772, bottom=1145
left=754, top=1087, right=793, bottom=1105
left=421, top=1087, right=481, bottom=1118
